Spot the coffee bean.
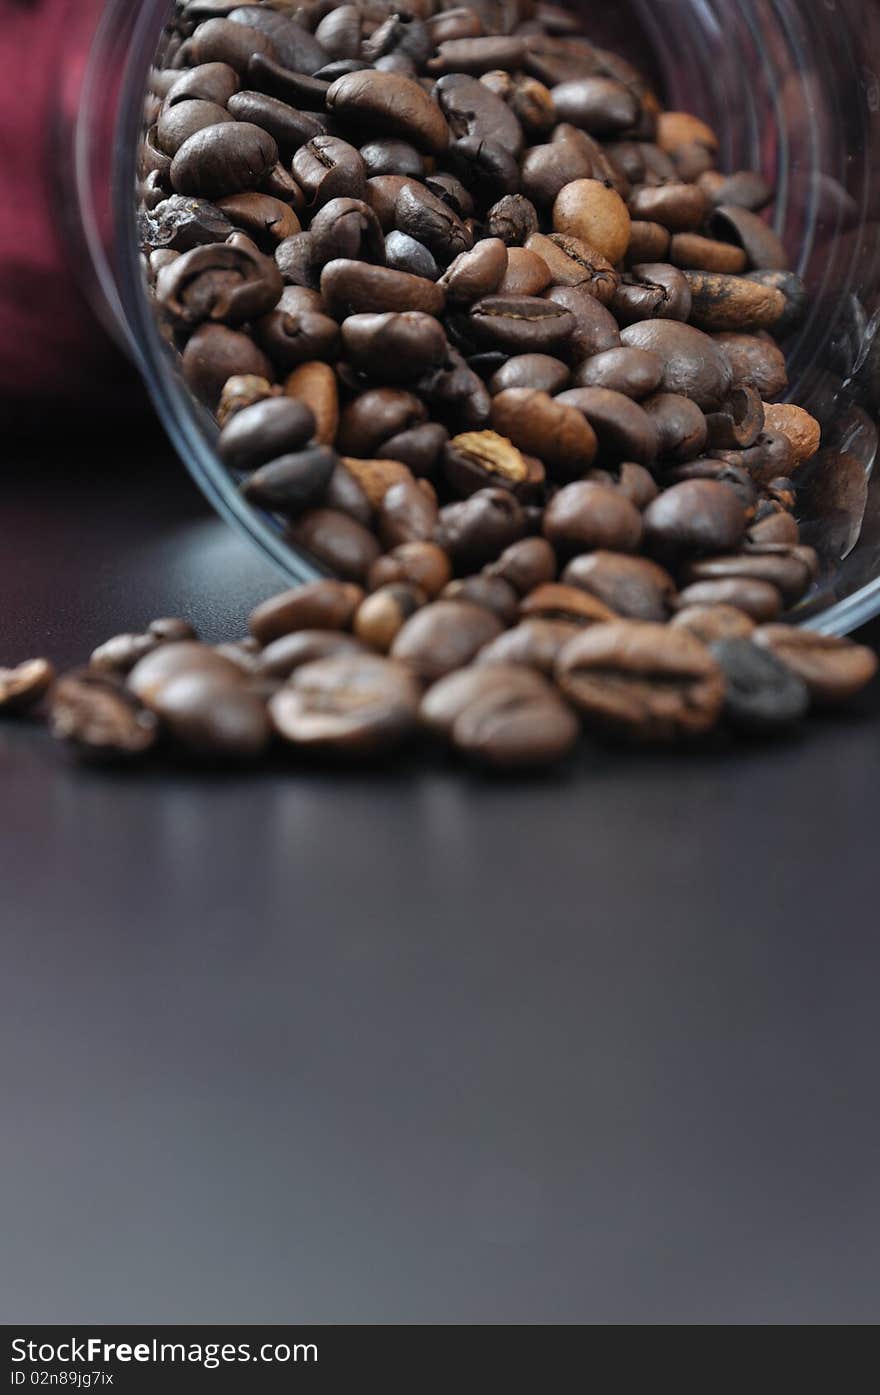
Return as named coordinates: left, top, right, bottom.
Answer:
left=226, top=90, right=323, bottom=153
left=157, top=99, right=235, bottom=158
left=465, top=295, right=575, bottom=354
left=309, top=197, right=385, bottom=267
left=127, top=641, right=246, bottom=704
left=611, top=261, right=692, bottom=325
left=671, top=604, right=756, bottom=643
left=491, top=387, right=597, bottom=479
left=551, top=77, right=639, bottom=134
left=353, top=584, right=427, bottom=651
left=368, top=542, right=452, bottom=597
left=256, top=629, right=367, bottom=679
left=562, top=551, right=675, bottom=621
left=321, top=258, right=446, bottom=318
left=292, top=136, right=367, bottom=210
left=145, top=195, right=233, bottom=252
left=440, top=239, right=509, bottom=303
left=254, top=294, right=340, bottom=369
left=642, top=392, right=708, bottom=462
left=761, top=404, right=821, bottom=465
left=496, top=247, right=552, bottom=297
left=556, top=620, right=725, bottom=740
left=165, top=62, right=240, bottom=109
left=682, top=545, right=816, bottom=607
left=626, top=219, right=670, bottom=262
left=89, top=633, right=160, bottom=676
left=326, top=70, right=451, bottom=155
left=152, top=668, right=272, bottom=761
left=486, top=193, right=540, bottom=245
left=521, top=137, right=595, bottom=207
left=683, top=270, right=786, bottom=333
left=217, top=193, right=301, bottom=247
left=555, top=388, right=658, bottom=465
left=218, top=396, right=315, bottom=470
left=484, top=536, right=557, bottom=595
left=701, top=170, right=772, bottom=211
left=229, top=10, right=327, bottom=77
left=341, top=311, right=448, bottom=383
left=710, top=637, right=809, bottom=731
left=475, top=619, right=579, bottom=674
left=415, top=347, right=492, bottom=433
left=245, top=53, right=330, bottom=110
left=552, top=178, right=631, bottom=263
left=149, top=617, right=198, bottom=643
left=571, top=347, right=663, bottom=398
left=269, top=653, right=418, bottom=756
left=0, top=658, right=55, bottom=713
left=543, top=481, right=643, bottom=557
left=715, top=333, right=787, bottom=399
left=707, top=205, right=788, bottom=271
left=619, top=320, right=732, bottom=410
left=249, top=580, right=364, bottom=645
left=752, top=626, right=878, bottom=706
left=674, top=577, right=782, bottom=621
left=520, top=582, right=618, bottom=626
left=275, top=232, right=321, bottom=290
left=216, top=373, right=276, bottom=427
left=642, top=480, right=746, bottom=562
left=614, top=462, right=659, bottom=510
left=171, top=121, right=277, bottom=199
left=628, top=182, right=708, bottom=231
left=182, top=324, right=274, bottom=406
left=391, top=599, right=503, bottom=681
left=669, top=233, right=747, bottom=275
left=190, top=18, right=277, bottom=73
left=157, top=240, right=283, bottom=327
left=544, top=284, right=621, bottom=359
left=429, top=34, right=526, bottom=75
left=421, top=664, right=578, bottom=767
left=49, top=670, right=160, bottom=761
left=286, top=508, right=381, bottom=582
left=656, top=110, right=718, bottom=154
left=443, top=430, right=542, bottom=500
left=314, top=4, right=362, bottom=60
left=284, top=361, right=338, bottom=446
left=377, top=479, right=440, bottom=548
left=488, top=353, right=570, bottom=396
left=394, top=182, right=472, bottom=263
left=524, top=231, right=618, bottom=301
left=241, top=445, right=337, bottom=514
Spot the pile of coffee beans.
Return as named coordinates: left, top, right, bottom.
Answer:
left=1, top=575, right=876, bottom=768
left=8, top=0, right=871, bottom=772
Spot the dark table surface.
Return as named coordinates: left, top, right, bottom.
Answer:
left=2, top=431, right=880, bottom=1325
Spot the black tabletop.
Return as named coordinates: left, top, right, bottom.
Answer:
left=2, top=429, right=879, bottom=1325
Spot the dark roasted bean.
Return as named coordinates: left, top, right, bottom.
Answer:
left=442, top=575, right=520, bottom=625
left=391, top=599, right=503, bottom=681
left=619, top=319, right=732, bottom=409
left=710, top=637, right=809, bottom=731
left=488, top=353, right=570, bottom=396
left=436, top=488, right=526, bottom=572
left=270, top=653, right=420, bottom=756
left=170, top=122, right=277, bottom=199
left=752, top=627, right=878, bottom=706
left=241, top=446, right=337, bottom=514
left=562, top=551, right=675, bottom=621
left=321, top=258, right=446, bottom=318
left=642, top=480, right=746, bottom=562
left=421, top=664, right=578, bottom=767
left=571, top=347, right=662, bottom=399
left=286, top=509, right=381, bottom=582
left=555, top=387, right=658, bottom=465
left=249, top=580, right=363, bottom=645
left=326, top=70, right=451, bottom=155
left=475, top=619, right=578, bottom=674
left=543, top=481, right=643, bottom=558
left=520, top=582, right=617, bottom=627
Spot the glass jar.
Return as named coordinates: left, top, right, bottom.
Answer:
left=70, top=0, right=880, bottom=631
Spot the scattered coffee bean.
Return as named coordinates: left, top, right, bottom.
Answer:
left=0, top=658, right=56, bottom=714
left=270, top=653, right=421, bottom=755
left=421, top=664, right=579, bottom=767
left=50, top=671, right=160, bottom=761
left=752, top=627, right=878, bottom=706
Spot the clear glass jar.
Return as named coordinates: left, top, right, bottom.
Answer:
left=71, top=0, right=880, bottom=631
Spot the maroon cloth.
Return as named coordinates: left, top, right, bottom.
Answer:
left=0, top=0, right=130, bottom=405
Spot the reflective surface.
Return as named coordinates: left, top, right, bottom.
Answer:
left=78, top=0, right=880, bottom=630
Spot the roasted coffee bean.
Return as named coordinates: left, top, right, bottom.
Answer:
left=394, top=183, right=472, bottom=263
left=445, top=135, right=521, bottom=205
left=562, top=551, right=675, bottom=621
left=520, top=582, right=617, bottom=626
left=49, top=671, right=159, bottom=761
left=700, top=169, right=773, bottom=211
left=628, top=182, right=708, bottom=231
left=555, top=620, right=725, bottom=740
left=421, top=664, right=578, bottom=767
left=475, top=619, right=579, bottom=674
left=292, top=137, right=367, bottom=211
left=552, top=177, right=631, bottom=263
left=746, top=269, right=808, bottom=336
left=571, top=346, right=662, bottom=399
left=384, top=231, right=440, bottom=280
left=241, top=445, right=337, bottom=514
left=424, top=171, right=475, bottom=220
left=550, top=77, right=639, bottom=134
left=715, top=332, right=787, bottom=399
left=216, top=373, right=276, bottom=426
left=391, top=599, right=502, bottom=681
left=543, top=481, right=643, bottom=558
left=486, top=193, right=540, bottom=245
left=442, top=574, right=520, bottom=625
left=669, top=233, right=747, bottom=275
left=626, top=219, right=670, bottom=262
left=0, top=658, right=55, bottom=713
left=414, top=347, right=492, bottom=432
left=361, top=139, right=425, bottom=181
left=364, top=11, right=432, bottom=67
left=218, top=395, right=315, bottom=470
left=275, top=232, right=321, bottom=289
left=642, top=480, right=746, bottom=562
left=746, top=507, right=799, bottom=548
left=126, top=641, right=243, bottom=707
left=675, top=578, right=783, bottom=622
left=321, top=258, right=445, bottom=319
left=641, top=392, right=707, bottom=462
left=465, top=295, right=575, bottom=354
left=145, top=195, right=234, bottom=252
left=491, top=387, right=597, bottom=479
left=153, top=668, right=272, bottom=761
left=217, top=192, right=300, bottom=247
left=326, top=70, right=450, bottom=155
left=226, top=90, right=323, bottom=153
left=429, top=34, right=526, bottom=74
left=368, top=541, right=452, bottom=598
left=254, top=292, right=340, bottom=368
left=383, top=423, right=449, bottom=479
left=707, top=205, right=788, bottom=271
left=671, top=603, right=756, bottom=643
left=170, top=122, right=277, bottom=199
left=520, top=136, right=596, bottom=207
left=284, top=361, right=338, bottom=446
left=314, top=3, right=362, bottom=59
left=526, top=290, right=613, bottom=370
left=682, top=545, right=816, bottom=607
left=488, top=353, right=570, bottom=396
left=484, top=536, right=558, bottom=594
left=377, top=479, right=439, bottom=548
left=439, top=239, right=509, bottom=304
left=497, top=247, right=552, bottom=298
left=269, top=653, right=419, bottom=756
left=165, top=61, right=240, bottom=109
left=256, top=629, right=367, bottom=679
left=752, top=627, right=878, bottom=706
left=249, top=580, right=363, bottom=645
left=524, top=232, right=618, bottom=302
left=309, top=197, right=385, bottom=267
left=611, top=262, right=691, bottom=326
left=341, top=311, right=448, bottom=382
left=156, top=99, right=235, bottom=158
left=426, top=8, right=484, bottom=44
left=322, top=463, right=372, bottom=526
left=157, top=239, right=283, bottom=326
left=710, top=637, right=809, bottom=731
left=182, top=324, right=273, bottom=406
left=229, top=9, right=327, bottom=76
left=555, top=387, right=657, bottom=465
left=664, top=456, right=758, bottom=512
left=286, top=508, right=382, bottom=582
left=189, top=18, right=277, bottom=73
left=702, top=385, right=765, bottom=452
left=353, top=584, right=427, bottom=652
left=90, top=633, right=160, bottom=675
left=245, top=52, right=330, bottom=110
left=761, top=404, right=821, bottom=465
left=443, top=430, right=541, bottom=500
left=684, top=270, right=786, bottom=333
left=338, top=388, right=427, bottom=458
left=619, top=319, right=732, bottom=410
left=436, top=488, right=527, bottom=572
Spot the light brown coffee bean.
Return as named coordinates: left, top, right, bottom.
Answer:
left=491, top=387, right=597, bottom=479
left=752, top=626, right=878, bottom=706
left=552, top=178, right=632, bottom=263
left=0, top=658, right=56, bottom=713
left=368, top=542, right=453, bottom=598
